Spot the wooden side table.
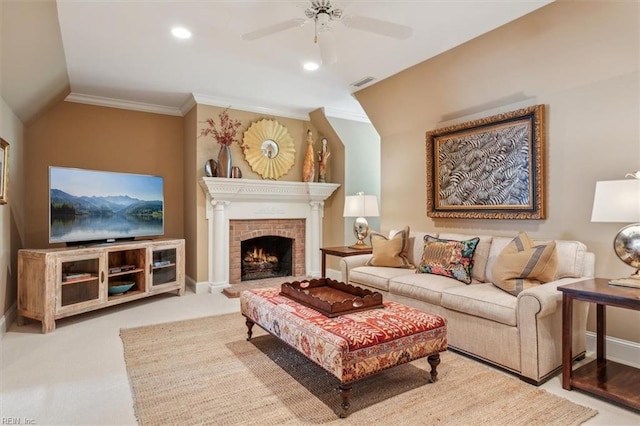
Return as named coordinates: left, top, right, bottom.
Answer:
left=319, top=246, right=372, bottom=278
left=558, top=278, right=640, bottom=411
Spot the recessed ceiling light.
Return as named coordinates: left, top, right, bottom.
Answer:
left=171, top=27, right=192, bottom=39
left=303, top=62, right=319, bottom=71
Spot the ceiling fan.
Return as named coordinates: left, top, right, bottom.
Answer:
left=241, top=0, right=412, bottom=65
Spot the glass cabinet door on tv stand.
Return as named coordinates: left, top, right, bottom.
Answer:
left=57, top=252, right=106, bottom=314
left=150, top=240, right=185, bottom=290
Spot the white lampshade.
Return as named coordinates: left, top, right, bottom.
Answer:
left=343, top=193, right=379, bottom=218
left=591, top=179, right=640, bottom=223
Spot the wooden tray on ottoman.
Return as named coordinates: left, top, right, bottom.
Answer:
left=280, top=278, right=383, bottom=317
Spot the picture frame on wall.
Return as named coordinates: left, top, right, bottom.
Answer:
left=426, top=104, right=546, bottom=219
left=0, top=138, right=9, bottom=205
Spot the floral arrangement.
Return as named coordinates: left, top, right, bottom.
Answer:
left=201, top=108, right=242, bottom=147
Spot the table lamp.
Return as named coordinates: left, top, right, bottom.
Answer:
left=343, top=192, right=379, bottom=249
left=591, top=172, right=640, bottom=288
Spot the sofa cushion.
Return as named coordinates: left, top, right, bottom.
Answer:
left=367, top=226, right=414, bottom=268
left=349, top=266, right=413, bottom=292
left=417, top=235, right=480, bottom=284
left=441, top=283, right=518, bottom=326
left=389, top=273, right=466, bottom=305
left=491, top=232, right=558, bottom=296
left=439, top=233, right=493, bottom=283
left=536, top=239, right=588, bottom=279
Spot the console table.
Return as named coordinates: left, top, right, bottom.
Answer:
left=558, top=278, right=640, bottom=411
left=319, top=246, right=372, bottom=278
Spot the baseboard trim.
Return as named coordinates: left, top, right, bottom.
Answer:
left=209, top=282, right=231, bottom=293
left=326, top=268, right=341, bottom=281
left=0, top=302, right=17, bottom=340
left=586, top=331, right=640, bottom=368
left=185, top=276, right=229, bottom=294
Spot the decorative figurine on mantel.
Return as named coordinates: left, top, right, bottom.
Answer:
left=302, top=129, right=315, bottom=182
left=317, top=138, right=330, bottom=183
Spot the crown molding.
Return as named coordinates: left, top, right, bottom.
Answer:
left=64, top=92, right=370, bottom=123
left=180, top=95, right=197, bottom=116
left=322, top=106, right=370, bottom=123
left=65, top=93, right=183, bottom=116
left=191, top=93, right=311, bottom=121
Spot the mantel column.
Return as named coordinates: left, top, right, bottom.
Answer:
left=307, top=201, right=324, bottom=278
left=208, top=199, right=230, bottom=288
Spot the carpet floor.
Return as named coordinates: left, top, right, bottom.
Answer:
left=120, top=313, right=598, bottom=425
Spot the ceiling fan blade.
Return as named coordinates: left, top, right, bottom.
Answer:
left=342, top=15, right=412, bottom=39
left=318, top=31, right=337, bottom=65
left=241, top=18, right=306, bottom=41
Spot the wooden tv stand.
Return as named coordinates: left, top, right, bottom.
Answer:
left=18, top=238, right=185, bottom=333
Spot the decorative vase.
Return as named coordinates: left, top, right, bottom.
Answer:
left=217, top=145, right=232, bottom=178
left=302, top=129, right=315, bottom=182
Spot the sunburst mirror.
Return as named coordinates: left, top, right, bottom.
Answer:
left=241, top=119, right=295, bottom=180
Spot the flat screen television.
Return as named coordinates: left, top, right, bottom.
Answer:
left=49, top=166, right=164, bottom=245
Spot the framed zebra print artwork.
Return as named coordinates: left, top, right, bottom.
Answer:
left=426, top=105, right=546, bottom=219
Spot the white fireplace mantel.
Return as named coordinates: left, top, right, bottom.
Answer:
left=199, top=178, right=340, bottom=292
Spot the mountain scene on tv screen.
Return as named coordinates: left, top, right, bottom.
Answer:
left=50, top=189, right=163, bottom=242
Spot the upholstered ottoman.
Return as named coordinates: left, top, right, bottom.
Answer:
left=240, top=288, right=447, bottom=417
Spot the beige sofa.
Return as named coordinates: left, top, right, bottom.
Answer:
left=340, top=231, right=594, bottom=385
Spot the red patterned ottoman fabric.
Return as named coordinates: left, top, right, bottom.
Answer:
left=240, top=288, right=447, bottom=383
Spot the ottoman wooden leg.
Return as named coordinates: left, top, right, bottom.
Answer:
left=338, top=383, right=352, bottom=418
left=427, top=353, right=441, bottom=383
left=245, top=318, right=255, bottom=341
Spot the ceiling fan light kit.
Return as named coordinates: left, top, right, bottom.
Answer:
left=241, top=0, right=412, bottom=65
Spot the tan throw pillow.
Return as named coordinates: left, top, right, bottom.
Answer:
left=366, top=226, right=414, bottom=268
left=417, top=235, right=480, bottom=284
left=492, top=232, right=558, bottom=296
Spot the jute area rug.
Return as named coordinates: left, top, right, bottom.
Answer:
left=120, top=313, right=597, bottom=426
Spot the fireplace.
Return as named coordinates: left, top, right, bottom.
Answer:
left=229, top=218, right=305, bottom=284
left=241, top=236, right=293, bottom=281
left=199, top=178, right=340, bottom=293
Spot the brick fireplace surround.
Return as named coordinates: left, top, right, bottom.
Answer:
left=199, top=178, right=340, bottom=293
left=229, top=218, right=305, bottom=284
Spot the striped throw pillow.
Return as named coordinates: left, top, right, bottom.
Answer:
left=492, top=232, right=558, bottom=296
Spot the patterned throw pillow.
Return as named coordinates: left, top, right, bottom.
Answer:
left=366, top=226, right=414, bottom=268
left=417, top=235, right=480, bottom=284
left=491, top=232, right=558, bottom=296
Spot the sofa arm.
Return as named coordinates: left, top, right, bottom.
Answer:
left=340, top=254, right=373, bottom=283
left=517, top=277, right=587, bottom=318
left=517, top=277, right=590, bottom=382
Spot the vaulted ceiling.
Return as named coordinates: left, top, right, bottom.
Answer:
left=2, top=0, right=553, bottom=124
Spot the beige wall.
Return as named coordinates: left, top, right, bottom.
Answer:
left=183, top=105, right=198, bottom=283
left=193, top=105, right=342, bottom=283
left=0, top=96, right=25, bottom=320
left=1, top=0, right=27, bottom=323
left=310, top=108, right=346, bottom=258
left=24, top=101, right=185, bottom=248
left=356, top=1, right=639, bottom=343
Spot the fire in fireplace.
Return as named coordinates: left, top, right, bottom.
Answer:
left=241, top=236, right=293, bottom=281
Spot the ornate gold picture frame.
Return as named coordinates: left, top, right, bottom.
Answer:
left=241, top=119, right=295, bottom=180
left=0, top=138, right=8, bottom=204
left=426, top=105, right=546, bottom=219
